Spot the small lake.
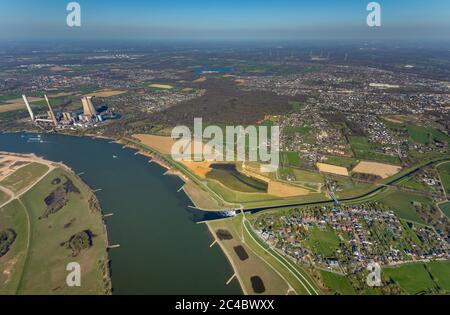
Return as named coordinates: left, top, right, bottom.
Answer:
left=0, top=133, right=241, bottom=295
left=192, top=67, right=233, bottom=74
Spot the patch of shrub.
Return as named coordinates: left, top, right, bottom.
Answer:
left=0, top=229, right=17, bottom=257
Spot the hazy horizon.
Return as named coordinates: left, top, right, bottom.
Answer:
left=1, top=0, right=450, bottom=41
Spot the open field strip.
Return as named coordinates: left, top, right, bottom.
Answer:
left=84, top=89, right=126, bottom=97
left=149, top=83, right=174, bottom=89
left=352, top=161, right=401, bottom=179
left=317, top=162, right=349, bottom=176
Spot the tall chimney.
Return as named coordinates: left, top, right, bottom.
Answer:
left=22, top=94, right=35, bottom=121
left=44, top=94, right=58, bottom=126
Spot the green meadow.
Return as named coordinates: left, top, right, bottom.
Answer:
left=0, top=167, right=110, bottom=295
left=383, top=262, right=450, bottom=294
left=320, top=270, right=356, bottom=295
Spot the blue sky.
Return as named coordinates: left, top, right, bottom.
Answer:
left=1, top=0, right=449, bottom=40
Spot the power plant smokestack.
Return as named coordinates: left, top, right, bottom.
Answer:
left=22, top=94, right=35, bottom=121
left=44, top=94, right=58, bottom=127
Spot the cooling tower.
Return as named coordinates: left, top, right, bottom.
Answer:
left=81, top=96, right=98, bottom=116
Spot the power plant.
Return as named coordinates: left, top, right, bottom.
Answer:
left=22, top=94, right=119, bottom=129
left=81, top=96, right=98, bottom=116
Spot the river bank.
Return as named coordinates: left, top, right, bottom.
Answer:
left=0, top=150, right=111, bottom=294
left=0, top=132, right=241, bottom=294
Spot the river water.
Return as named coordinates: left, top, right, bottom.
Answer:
left=0, top=133, right=241, bottom=295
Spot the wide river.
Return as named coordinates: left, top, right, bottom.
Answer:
left=0, top=133, right=241, bottom=295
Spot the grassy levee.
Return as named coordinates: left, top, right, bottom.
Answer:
left=241, top=217, right=321, bottom=295
left=13, top=168, right=109, bottom=294
left=0, top=162, right=49, bottom=193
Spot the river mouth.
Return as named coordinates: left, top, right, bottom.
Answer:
left=0, top=133, right=242, bottom=295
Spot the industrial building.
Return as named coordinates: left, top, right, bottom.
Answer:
left=22, top=94, right=119, bottom=129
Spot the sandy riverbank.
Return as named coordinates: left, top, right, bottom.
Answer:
left=204, top=221, right=247, bottom=295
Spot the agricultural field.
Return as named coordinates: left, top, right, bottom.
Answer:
left=317, top=162, right=349, bottom=176
left=406, top=125, right=450, bottom=145
left=376, top=190, right=429, bottom=224
left=352, top=161, right=401, bottom=179
left=383, top=119, right=449, bottom=146
left=383, top=262, right=450, bottom=294
left=348, top=136, right=401, bottom=165
left=29, top=97, right=65, bottom=107
left=149, top=83, right=174, bottom=89
left=266, top=181, right=311, bottom=197
left=323, top=156, right=358, bottom=169
left=281, top=151, right=301, bottom=167
left=0, top=95, right=50, bottom=113
left=84, top=89, right=126, bottom=97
